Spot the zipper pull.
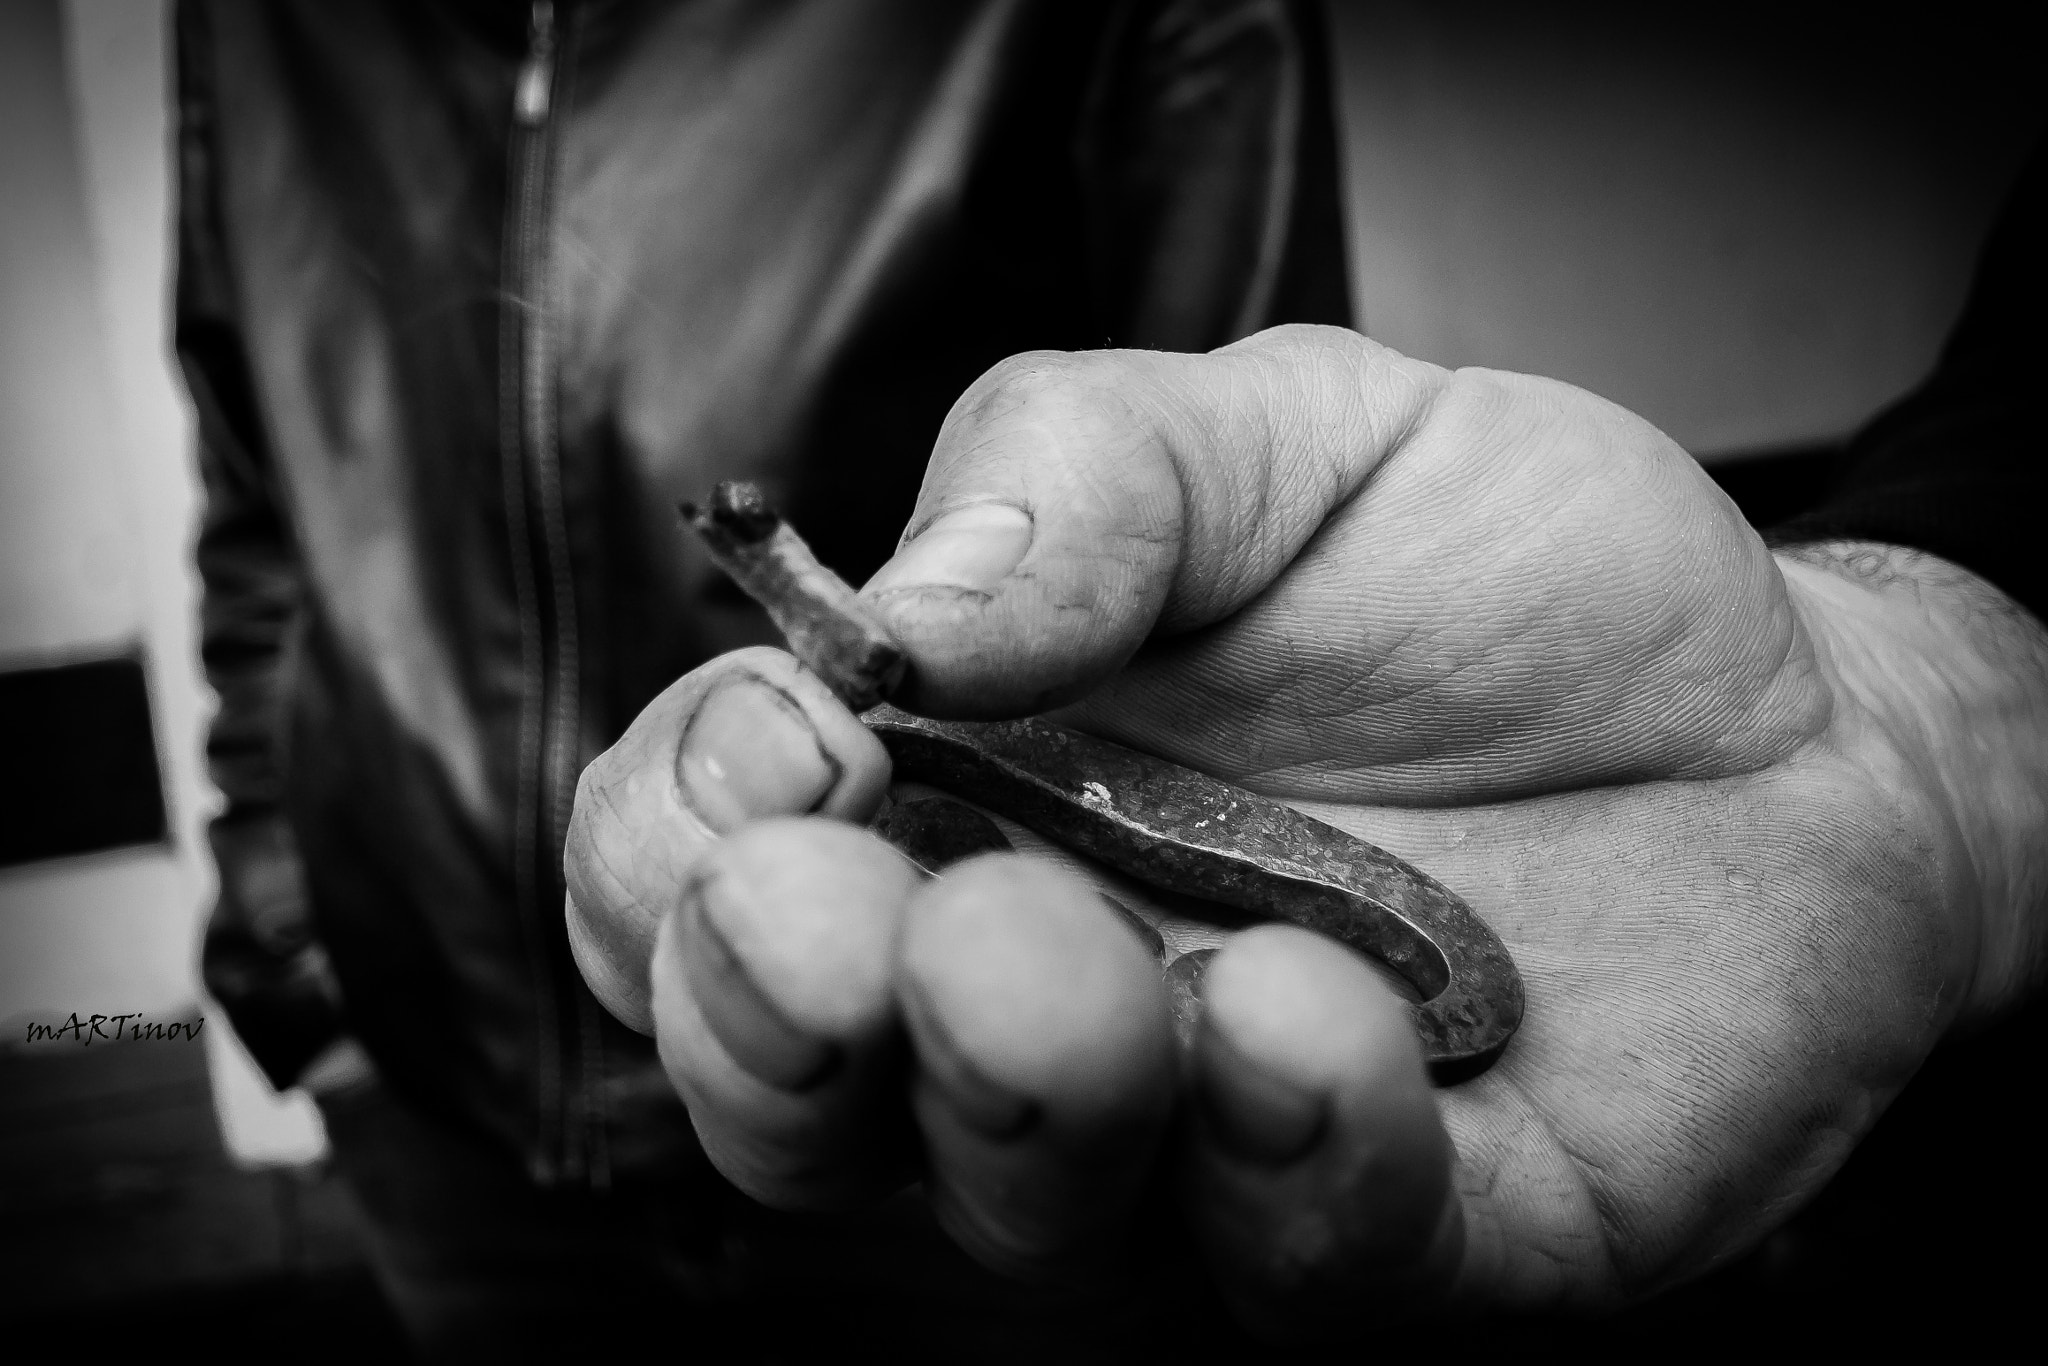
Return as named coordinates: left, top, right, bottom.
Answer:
left=514, top=0, right=557, bottom=125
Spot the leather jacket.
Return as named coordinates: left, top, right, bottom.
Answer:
left=180, top=0, right=1350, bottom=1185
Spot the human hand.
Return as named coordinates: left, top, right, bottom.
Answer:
left=564, top=326, right=2048, bottom=1330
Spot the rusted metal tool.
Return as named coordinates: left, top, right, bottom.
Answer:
left=686, top=482, right=1524, bottom=1079
left=865, top=705, right=1521, bottom=1077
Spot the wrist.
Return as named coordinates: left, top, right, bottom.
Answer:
left=1777, top=542, right=2048, bottom=1027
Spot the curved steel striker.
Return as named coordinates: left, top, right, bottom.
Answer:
left=864, top=705, right=1524, bottom=1080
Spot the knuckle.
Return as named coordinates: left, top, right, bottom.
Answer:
left=939, top=351, right=1152, bottom=474
left=961, top=349, right=1124, bottom=418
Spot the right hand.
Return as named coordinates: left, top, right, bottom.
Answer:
left=563, top=326, right=2045, bottom=1329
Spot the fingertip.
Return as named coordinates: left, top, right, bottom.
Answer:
left=673, top=652, right=891, bottom=832
left=1189, top=926, right=1425, bottom=1175
left=899, top=854, right=1174, bottom=1112
left=686, top=818, right=922, bottom=1047
left=646, top=818, right=926, bottom=1210
left=868, top=564, right=1163, bottom=718
left=562, top=768, right=666, bottom=1033
left=861, top=354, right=1184, bottom=718
left=1198, top=925, right=1426, bottom=1096
left=1193, top=929, right=1441, bottom=1188
left=566, top=887, right=654, bottom=1035
left=897, top=854, right=1177, bottom=1280
left=1186, top=927, right=1462, bottom=1331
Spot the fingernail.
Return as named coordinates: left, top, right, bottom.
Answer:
left=676, top=675, right=840, bottom=833
left=903, top=986, right=1039, bottom=1141
left=863, top=503, right=1033, bottom=598
left=1193, top=1018, right=1327, bottom=1165
left=681, top=885, right=842, bottom=1092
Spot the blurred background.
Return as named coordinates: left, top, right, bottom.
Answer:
left=1, top=0, right=2039, bottom=1352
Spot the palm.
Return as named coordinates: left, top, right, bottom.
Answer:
left=1030, top=368, right=1944, bottom=1294
left=1059, top=367, right=1814, bottom=803
left=1278, top=764, right=1939, bottom=1293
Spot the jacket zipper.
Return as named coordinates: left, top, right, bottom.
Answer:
left=503, top=0, right=604, bottom=1186
left=514, top=4, right=556, bottom=123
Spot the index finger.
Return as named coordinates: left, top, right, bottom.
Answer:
left=563, top=647, right=890, bottom=1033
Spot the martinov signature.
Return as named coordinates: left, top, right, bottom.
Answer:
left=21, top=1013, right=205, bottom=1045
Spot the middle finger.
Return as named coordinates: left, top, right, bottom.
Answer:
left=899, top=853, right=1177, bottom=1284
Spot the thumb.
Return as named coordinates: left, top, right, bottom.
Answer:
left=861, top=325, right=1446, bottom=717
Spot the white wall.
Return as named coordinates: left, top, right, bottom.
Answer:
left=0, top=0, right=199, bottom=1024
left=0, top=0, right=320, bottom=1164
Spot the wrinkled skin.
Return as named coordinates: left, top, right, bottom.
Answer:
left=564, top=326, right=2048, bottom=1335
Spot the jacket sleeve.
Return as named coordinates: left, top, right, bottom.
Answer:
left=1078, top=0, right=1353, bottom=352
left=176, top=1, right=347, bottom=1090
left=1773, top=140, right=2047, bottom=623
